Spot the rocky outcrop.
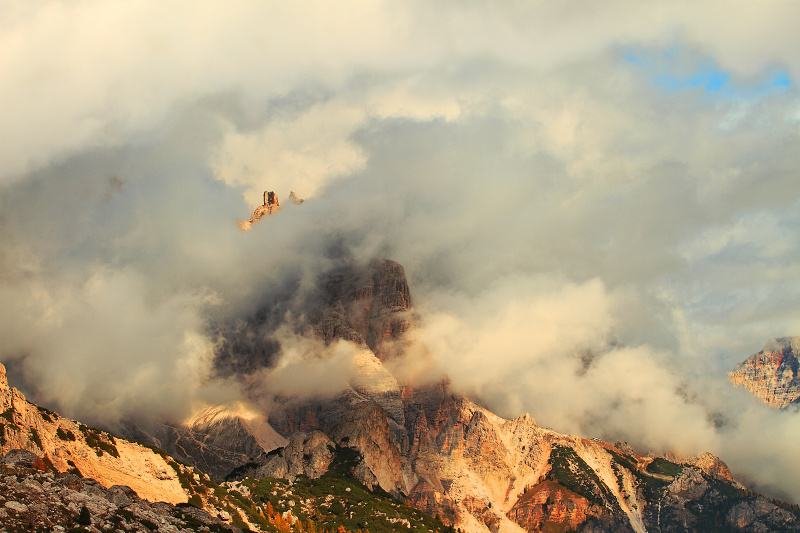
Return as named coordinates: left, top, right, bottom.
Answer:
left=729, top=336, right=800, bottom=409
left=693, top=451, right=735, bottom=482
left=667, top=467, right=709, bottom=500
left=239, top=430, right=335, bottom=481
left=238, top=190, right=282, bottom=230
left=663, top=449, right=735, bottom=483
left=642, top=464, right=800, bottom=532
left=329, top=401, right=408, bottom=497
left=507, top=480, right=603, bottom=533
left=728, top=497, right=800, bottom=532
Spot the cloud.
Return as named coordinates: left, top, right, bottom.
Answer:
left=248, top=329, right=361, bottom=401
left=1, top=0, right=799, bottom=502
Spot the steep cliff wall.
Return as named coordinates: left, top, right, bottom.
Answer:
left=729, top=337, right=800, bottom=409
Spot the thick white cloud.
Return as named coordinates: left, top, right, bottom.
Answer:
left=1, top=0, right=799, bottom=502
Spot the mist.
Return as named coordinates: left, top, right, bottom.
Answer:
left=2, top=1, right=799, bottom=502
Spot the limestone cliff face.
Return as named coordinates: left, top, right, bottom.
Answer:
left=729, top=337, right=800, bottom=409
left=507, top=481, right=603, bottom=532
left=402, top=385, right=556, bottom=533
left=315, top=259, right=413, bottom=360
left=246, top=430, right=335, bottom=481
left=0, top=363, right=187, bottom=504
left=329, top=401, right=408, bottom=498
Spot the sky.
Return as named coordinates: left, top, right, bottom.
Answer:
left=1, top=0, right=799, bottom=501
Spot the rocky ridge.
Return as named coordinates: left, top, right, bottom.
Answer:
left=0, top=362, right=297, bottom=531
left=232, top=430, right=336, bottom=482
left=1, top=362, right=187, bottom=504
left=729, top=337, right=800, bottom=409
left=0, top=450, right=244, bottom=533
left=114, top=403, right=287, bottom=482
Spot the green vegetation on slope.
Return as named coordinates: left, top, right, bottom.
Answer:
left=646, top=458, right=682, bottom=477
left=232, top=446, right=452, bottom=533
left=546, top=444, right=619, bottom=512
left=80, top=425, right=120, bottom=458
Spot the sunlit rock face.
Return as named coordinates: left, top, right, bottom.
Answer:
left=663, top=450, right=735, bottom=482
left=237, top=190, right=281, bottom=230
left=506, top=481, right=607, bottom=533
left=329, top=401, right=408, bottom=498
left=0, top=363, right=188, bottom=504
left=729, top=337, right=800, bottom=409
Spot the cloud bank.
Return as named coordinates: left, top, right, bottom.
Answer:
left=1, top=0, right=799, bottom=501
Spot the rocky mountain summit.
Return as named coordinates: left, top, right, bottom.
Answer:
left=314, top=259, right=413, bottom=360
left=729, top=337, right=800, bottom=409
left=238, top=191, right=284, bottom=231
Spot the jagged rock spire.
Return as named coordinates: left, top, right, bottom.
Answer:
left=263, top=190, right=280, bottom=211
left=238, top=190, right=285, bottom=231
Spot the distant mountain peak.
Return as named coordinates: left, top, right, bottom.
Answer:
left=729, top=336, right=800, bottom=409
left=238, top=190, right=291, bottom=231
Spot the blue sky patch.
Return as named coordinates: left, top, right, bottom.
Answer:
left=623, top=47, right=792, bottom=100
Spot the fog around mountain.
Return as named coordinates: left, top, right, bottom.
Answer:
left=1, top=1, right=799, bottom=502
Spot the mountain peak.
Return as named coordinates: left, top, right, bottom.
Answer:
left=0, top=362, right=7, bottom=390
left=237, top=190, right=283, bottom=231
left=729, top=336, right=800, bottom=409
left=315, top=258, right=413, bottom=359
